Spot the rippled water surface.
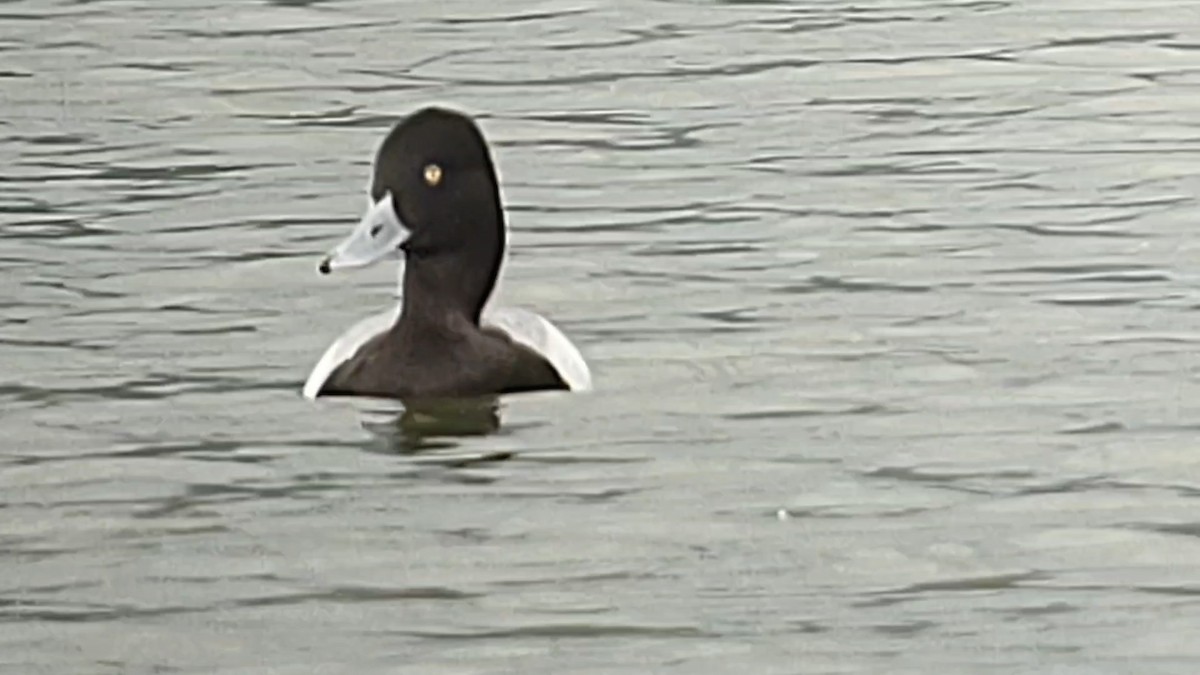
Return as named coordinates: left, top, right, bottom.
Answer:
left=5, top=0, right=1200, bottom=672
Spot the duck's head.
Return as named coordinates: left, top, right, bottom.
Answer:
left=318, top=107, right=504, bottom=276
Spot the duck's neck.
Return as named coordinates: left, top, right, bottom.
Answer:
left=398, top=251, right=497, bottom=329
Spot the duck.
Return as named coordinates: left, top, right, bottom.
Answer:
left=302, top=106, right=592, bottom=402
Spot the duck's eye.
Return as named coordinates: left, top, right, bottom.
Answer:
left=423, top=163, right=442, bottom=187
left=370, top=224, right=383, bottom=237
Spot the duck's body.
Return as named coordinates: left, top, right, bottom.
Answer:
left=302, top=107, right=591, bottom=402
left=304, top=302, right=590, bottom=400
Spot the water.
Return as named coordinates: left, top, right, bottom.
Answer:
left=4, top=0, right=1200, bottom=672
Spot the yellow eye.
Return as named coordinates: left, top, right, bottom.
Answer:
left=423, top=163, right=442, bottom=187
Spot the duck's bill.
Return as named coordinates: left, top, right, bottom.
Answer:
left=318, top=193, right=410, bottom=274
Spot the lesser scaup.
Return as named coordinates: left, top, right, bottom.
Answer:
left=302, top=106, right=592, bottom=402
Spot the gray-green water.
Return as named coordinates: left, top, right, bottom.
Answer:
left=5, top=1, right=1200, bottom=672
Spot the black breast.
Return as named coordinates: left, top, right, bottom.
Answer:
left=318, top=325, right=567, bottom=401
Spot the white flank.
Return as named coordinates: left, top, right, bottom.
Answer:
left=482, top=306, right=593, bottom=393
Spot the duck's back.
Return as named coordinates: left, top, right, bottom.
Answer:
left=317, top=322, right=567, bottom=400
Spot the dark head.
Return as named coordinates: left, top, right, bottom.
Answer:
left=318, top=107, right=506, bottom=321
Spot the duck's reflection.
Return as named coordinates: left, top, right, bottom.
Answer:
left=360, top=396, right=502, bottom=454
